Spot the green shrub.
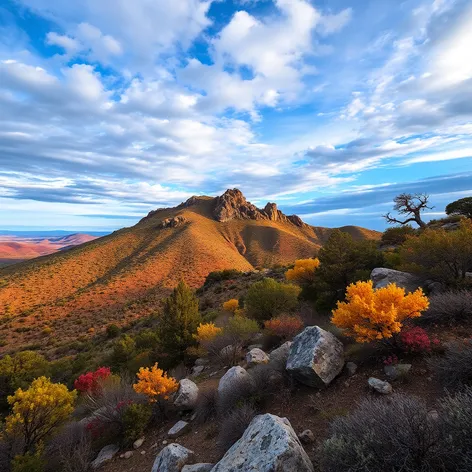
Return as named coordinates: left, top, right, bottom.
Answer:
left=399, top=220, right=472, bottom=285
left=204, top=269, right=242, bottom=286
left=111, top=335, right=136, bottom=368
left=122, top=403, right=152, bottom=444
left=227, top=316, right=259, bottom=342
left=106, top=324, right=120, bottom=338
left=12, top=451, right=45, bottom=472
left=245, top=278, right=300, bottom=322
left=134, top=329, right=159, bottom=351
left=156, top=281, right=202, bottom=367
left=445, top=196, right=472, bottom=219
left=381, top=225, right=416, bottom=246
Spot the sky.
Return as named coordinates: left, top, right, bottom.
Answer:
left=1, top=0, right=472, bottom=232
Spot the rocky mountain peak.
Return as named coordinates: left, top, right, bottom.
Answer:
left=213, top=189, right=306, bottom=227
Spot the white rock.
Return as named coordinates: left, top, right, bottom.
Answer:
left=245, top=347, right=270, bottom=367
left=211, top=414, right=314, bottom=471
left=152, top=444, right=194, bottom=472
left=218, top=366, right=252, bottom=396
left=181, top=464, right=214, bottom=472
left=371, top=268, right=420, bottom=293
left=123, top=451, right=133, bottom=459
left=133, top=437, right=145, bottom=449
left=286, top=326, right=344, bottom=387
left=191, top=365, right=205, bottom=377
left=168, top=420, right=190, bottom=439
left=174, top=379, right=199, bottom=410
left=368, top=377, right=393, bottom=394
left=91, top=444, right=119, bottom=469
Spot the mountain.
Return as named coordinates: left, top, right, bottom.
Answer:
left=0, top=233, right=99, bottom=261
left=0, top=189, right=380, bottom=355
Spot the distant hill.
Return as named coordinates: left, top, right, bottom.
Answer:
left=0, top=189, right=380, bottom=355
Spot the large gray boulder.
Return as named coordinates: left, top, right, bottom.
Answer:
left=371, top=268, right=420, bottom=293
left=286, top=326, right=344, bottom=387
left=182, top=464, right=214, bottom=472
left=269, top=341, right=292, bottom=367
left=211, top=414, right=314, bottom=471
left=174, top=379, right=199, bottom=410
left=218, top=366, right=252, bottom=396
left=152, top=444, right=194, bottom=472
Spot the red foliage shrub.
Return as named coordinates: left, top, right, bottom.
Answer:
left=264, top=314, right=304, bottom=340
left=400, top=327, right=439, bottom=353
left=85, top=417, right=106, bottom=439
left=74, top=367, right=111, bottom=395
left=383, top=354, right=398, bottom=366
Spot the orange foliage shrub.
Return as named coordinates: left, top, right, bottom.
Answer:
left=285, top=258, right=320, bottom=283
left=194, top=322, right=222, bottom=343
left=133, top=363, right=178, bottom=402
left=264, top=314, right=304, bottom=340
left=331, top=281, right=429, bottom=343
left=223, top=299, right=239, bottom=312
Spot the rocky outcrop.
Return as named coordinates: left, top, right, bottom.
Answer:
left=152, top=444, right=194, bottom=472
left=286, top=326, right=344, bottom=387
left=174, top=379, right=199, bottom=410
left=371, top=268, right=421, bottom=293
left=211, top=414, right=314, bottom=471
left=213, top=189, right=306, bottom=227
left=245, top=348, right=270, bottom=367
left=160, top=216, right=187, bottom=229
left=218, top=366, right=252, bottom=396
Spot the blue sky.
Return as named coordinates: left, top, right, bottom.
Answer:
left=0, top=0, right=471, bottom=232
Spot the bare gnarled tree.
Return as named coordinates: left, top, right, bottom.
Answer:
left=383, top=193, right=433, bottom=228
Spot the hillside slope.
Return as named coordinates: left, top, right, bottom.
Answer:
left=0, top=189, right=380, bottom=355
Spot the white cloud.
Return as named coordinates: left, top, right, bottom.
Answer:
left=46, top=32, right=81, bottom=53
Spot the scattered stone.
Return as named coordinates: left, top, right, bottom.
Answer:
left=346, top=361, right=357, bottom=376
left=194, top=358, right=209, bottom=366
left=428, top=409, right=439, bottom=421
left=141, top=450, right=146, bottom=455
left=384, top=364, right=411, bottom=381
left=162, top=440, right=168, bottom=445
left=212, top=414, right=314, bottom=471
left=152, top=444, right=194, bottom=472
left=245, top=347, right=270, bottom=367
left=133, top=437, right=145, bottom=449
left=298, top=429, right=315, bottom=445
left=286, top=326, right=344, bottom=387
left=174, top=379, right=199, bottom=410
left=91, top=444, right=119, bottom=470
left=181, top=464, right=214, bottom=472
left=190, top=365, right=205, bottom=377
left=168, top=420, right=191, bottom=439
left=371, top=268, right=420, bottom=293
left=269, top=341, right=292, bottom=366
left=218, top=366, right=252, bottom=396
left=160, top=216, right=187, bottom=228
left=123, top=451, right=133, bottom=459
left=368, top=377, right=393, bottom=394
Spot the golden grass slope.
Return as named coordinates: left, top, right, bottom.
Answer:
left=0, top=196, right=379, bottom=355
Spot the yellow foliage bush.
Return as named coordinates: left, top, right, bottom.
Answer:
left=194, top=322, right=222, bottom=343
left=133, top=363, right=178, bottom=402
left=223, top=299, right=239, bottom=312
left=285, top=258, right=320, bottom=283
left=6, top=377, right=77, bottom=454
left=331, top=281, right=429, bottom=343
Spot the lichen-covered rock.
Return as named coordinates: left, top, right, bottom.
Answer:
left=218, top=366, right=252, bottom=396
left=181, top=464, right=214, bottom=472
left=211, top=414, right=314, bottom=471
left=368, top=377, right=393, bottom=394
left=174, top=379, right=199, bottom=410
left=371, top=268, right=420, bottom=293
left=167, top=420, right=190, bottom=439
left=91, top=444, right=119, bottom=470
left=245, top=348, right=269, bottom=367
left=152, top=444, right=194, bottom=472
left=286, top=326, right=344, bottom=387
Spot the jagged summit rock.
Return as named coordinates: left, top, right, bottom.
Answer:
left=213, top=188, right=306, bottom=226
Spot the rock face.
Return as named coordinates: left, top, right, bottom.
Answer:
left=368, top=377, right=393, bottom=394
left=160, top=216, right=187, bottom=229
left=213, top=189, right=306, bottom=227
left=181, top=464, right=214, bottom=472
left=152, top=444, right=194, bottom=472
left=174, top=379, right=199, bottom=410
left=212, top=414, right=314, bottom=471
left=91, top=444, right=119, bottom=470
left=218, top=366, right=252, bottom=396
left=371, top=268, right=420, bottom=293
left=245, top=348, right=270, bottom=367
left=168, top=420, right=190, bottom=439
left=286, top=326, right=344, bottom=387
